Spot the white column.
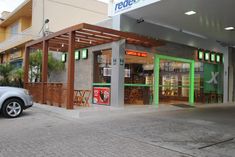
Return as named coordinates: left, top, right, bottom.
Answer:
left=111, top=40, right=125, bottom=107
left=223, top=47, right=229, bottom=103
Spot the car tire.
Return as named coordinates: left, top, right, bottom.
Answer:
left=1, top=98, right=23, bottom=118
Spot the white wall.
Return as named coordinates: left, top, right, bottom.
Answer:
left=32, top=0, right=108, bottom=37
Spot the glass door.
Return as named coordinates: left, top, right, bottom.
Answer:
left=159, top=60, right=190, bottom=103
left=154, top=55, right=195, bottom=106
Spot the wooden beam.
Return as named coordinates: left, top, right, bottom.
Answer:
left=82, top=23, right=164, bottom=46
left=42, top=40, right=49, bottom=104
left=23, top=47, right=30, bottom=89
left=66, top=31, right=75, bottom=110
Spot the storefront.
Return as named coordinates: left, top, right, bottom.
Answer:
left=107, top=0, right=229, bottom=104
left=91, top=39, right=224, bottom=106
left=92, top=49, right=154, bottom=105
left=24, top=23, right=163, bottom=109
left=24, top=23, right=224, bottom=109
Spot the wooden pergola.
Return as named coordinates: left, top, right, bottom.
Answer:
left=24, top=23, right=163, bottom=109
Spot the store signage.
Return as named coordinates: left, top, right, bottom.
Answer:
left=198, top=50, right=204, bottom=60
left=61, top=53, right=66, bottom=63
left=120, top=58, right=124, bottom=65
left=75, top=50, right=80, bottom=60
left=216, top=55, right=221, bottom=63
left=204, top=63, right=223, bottom=94
left=126, top=51, right=147, bottom=57
left=196, top=49, right=223, bottom=64
left=206, top=72, right=219, bottom=84
left=204, top=52, right=210, bottom=61
left=210, top=53, right=215, bottom=62
left=113, top=58, right=117, bottom=65
left=110, top=0, right=161, bottom=16
left=93, top=87, right=110, bottom=105
left=82, top=49, right=88, bottom=59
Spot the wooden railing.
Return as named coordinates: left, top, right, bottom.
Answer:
left=44, top=83, right=67, bottom=107
left=25, top=83, right=43, bottom=103
left=25, top=83, right=67, bottom=108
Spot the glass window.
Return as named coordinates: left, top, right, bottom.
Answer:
left=10, top=22, right=19, bottom=37
left=93, top=50, right=112, bottom=83
left=124, top=51, right=154, bottom=105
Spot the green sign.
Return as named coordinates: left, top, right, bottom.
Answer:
left=204, top=63, right=223, bottom=94
left=75, top=50, right=80, bottom=60
left=210, top=53, right=215, bottom=62
left=204, top=52, right=210, bottom=61
left=61, top=53, right=66, bottom=63
left=82, top=49, right=88, bottom=59
left=198, top=50, right=204, bottom=60
left=216, top=54, right=221, bottom=63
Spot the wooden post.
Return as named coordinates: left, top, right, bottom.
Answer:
left=23, top=47, right=30, bottom=89
left=42, top=40, right=48, bottom=104
left=66, top=31, right=75, bottom=109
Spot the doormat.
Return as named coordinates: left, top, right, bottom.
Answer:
left=172, top=104, right=195, bottom=108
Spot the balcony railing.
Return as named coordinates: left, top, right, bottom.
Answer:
left=0, top=27, right=39, bottom=51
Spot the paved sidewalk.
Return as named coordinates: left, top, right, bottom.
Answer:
left=34, top=103, right=185, bottom=119
left=1, top=103, right=235, bottom=157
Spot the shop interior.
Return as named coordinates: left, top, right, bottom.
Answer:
left=93, top=49, right=221, bottom=106
left=159, top=60, right=201, bottom=104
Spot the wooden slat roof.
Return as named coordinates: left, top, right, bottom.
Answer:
left=26, top=23, right=164, bottom=51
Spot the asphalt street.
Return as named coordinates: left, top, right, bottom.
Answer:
left=0, top=104, right=235, bottom=157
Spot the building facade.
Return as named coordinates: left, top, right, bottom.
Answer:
left=0, top=0, right=108, bottom=67
left=105, top=0, right=235, bottom=104
left=23, top=0, right=234, bottom=109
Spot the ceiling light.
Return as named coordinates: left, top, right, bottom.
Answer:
left=224, top=27, right=234, bottom=31
left=62, top=43, right=64, bottom=47
left=185, top=11, right=196, bottom=16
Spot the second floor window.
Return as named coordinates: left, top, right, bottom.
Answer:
left=10, top=22, right=19, bottom=37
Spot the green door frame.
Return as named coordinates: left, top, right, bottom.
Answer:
left=154, top=54, right=195, bottom=107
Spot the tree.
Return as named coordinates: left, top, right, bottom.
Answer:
left=29, top=50, right=65, bottom=82
left=10, top=68, right=24, bottom=87
left=0, top=63, right=14, bottom=85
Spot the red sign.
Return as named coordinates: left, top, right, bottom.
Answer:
left=93, top=87, right=110, bottom=105
left=126, top=51, right=147, bottom=57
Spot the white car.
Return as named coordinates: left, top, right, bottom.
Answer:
left=0, top=87, right=33, bottom=118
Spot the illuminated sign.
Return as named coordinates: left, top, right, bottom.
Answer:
left=196, top=49, right=223, bottom=64
left=75, top=50, right=80, bottom=60
left=61, top=53, right=66, bottom=63
left=126, top=51, right=147, bottom=57
left=82, top=49, right=88, bottom=59
left=198, top=50, right=204, bottom=60
left=216, top=54, right=221, bottom=63
left=210, top=53, right=215, bottom=62
left=204, top=52, right=210, bottom=61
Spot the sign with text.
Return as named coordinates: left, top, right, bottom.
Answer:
left=110, top=0, right=161, bottom=16
left=126, top=50, right=147, bottom=57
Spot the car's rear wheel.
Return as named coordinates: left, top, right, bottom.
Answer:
left=2, top=98, right=23, bottom=118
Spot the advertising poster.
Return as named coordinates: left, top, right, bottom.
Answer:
left=93, top=87, right=111, bottom=105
